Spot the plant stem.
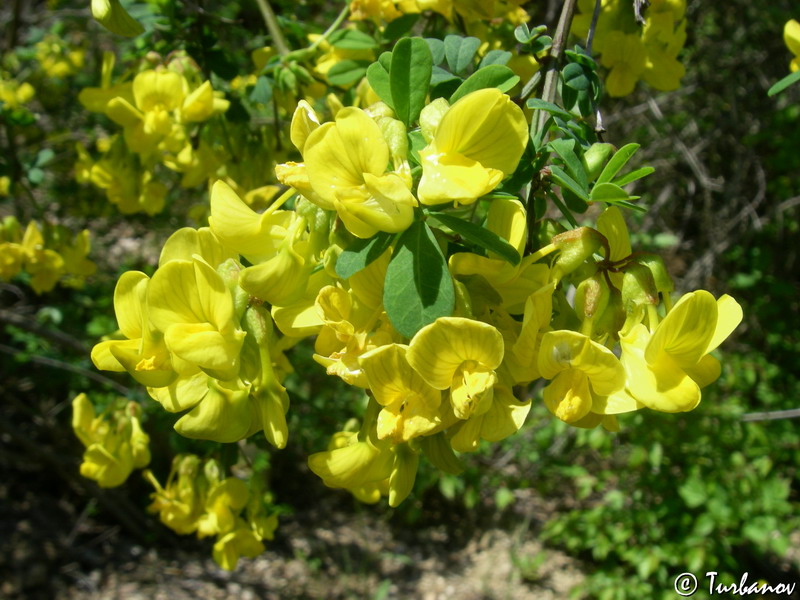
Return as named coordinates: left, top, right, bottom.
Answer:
left=254, top=0, right=290, bottom=56
left=535, top=0, right=579, bottom=137
left=586, top=0, right=606, bottom=137
left=308, top=4, right=351, bottom=53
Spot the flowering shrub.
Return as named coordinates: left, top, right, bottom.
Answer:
left=11, top=0, right=798, bottom=577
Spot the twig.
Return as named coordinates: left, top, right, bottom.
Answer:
left=535, top=0, right=579, bottom=137
left=308, top=5, right=351, bottom=53
left=0, top=307, right=89, bottom=354
left=586, top=0, right=606, bottom=136
left=254, top=0, right=290, bottom=56
left=0, top=415, right=151, bottom=541
left=585, top=0, right=602, bottom=54
left=0, top=343, right=132, bottom=396
left=742, top=408, right=800, bottom=422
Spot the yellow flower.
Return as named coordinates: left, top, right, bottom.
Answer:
left=308, top=429, right=394, bottom=492
left=90, top=148, right=167, bottom=215
left=79, top=51, right=135, bottom=113
left=0, top=77, right=35, bottom=109
left=35, top=36, right=85, bottom=78
left=105, top=69, right=185, bottom=153
left=641, top=11, right=686, bottom=91
left=449, top=383, right=531, bottom=452
left=303, top=107, right=416, bottom=238
left=209, top=180, right=297, bottom=263
left=449, top=198, right=550, bottom=314
left=407, top=317, right=504, bottom=420
left=537, top=330, right=626, bottom=424
left=359, top=344, right=442, bottom=443
left=71, top=394, right=150, bottom=488
left=147, top=257, right=246, bottom=381
left=212, top=526, right=265, bottom=571
left=349, top=0, right=404, bottom=22
left=91, top=0, right=144, bottom=37
left=785, top=19, right=800, bottom=72
left=599, top=31, right=647, bottom=97
left=20, top=222, right=64, bottom=294
left=0, top=242, right=24, bottom=280
left=145, top=455, right=204, bottom=535
left=197, top=477, right=249, bottom=538
left=417, top=88, right=527, bottom=206
left=312, top=285, right=393, bottom=387
left=91, top=270, right=177, bottom=387
left=620, top=290, right=742, bottom=412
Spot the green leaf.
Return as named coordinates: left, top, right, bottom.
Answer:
left=425, top=38, right=445, bottom=64
left=430, top=65, right=460, bottom=86
left=27, top=167, right=44, bottom=185
left=565, top=47, right=597, bottom=68
left=548, top=165, right=588, bottom=201
left=767, top=69, right=800, bottom=96
left=612, top=166, right=654, bottom=186
left=528, top=36, right=553, bottom=54
left=327, top=59, right=370, bottom=87
left=549, top=138, right=587, bottom=189
left=546, top=190, right=579, bottom=228
left=449, top=65, right=520, bottom=104
left=596, top=143, right=640, bottom=185
left=34, top=148, right=55, bottom=168
left=480, top=50, right=512, bottom=67
left=514, top=24, right=532, bottom=44
left=328, top=29, right=377, bottom=50
left=383, top=13, right=420, bottom=42
left=428, top=212, right=520, bottom=266
left=444, top=35, right=481, bottom=75
left=390, top=37, right=433, bottom=126
left=526, top=98, right=573, bottom=121
left=384, top=221, right=454, bottom=338
left=514, top=23, right=547, bottom=44
left=248, top=75, right=273, bottom=105
left=366, top=57, right=393, bottom=108
left=335, top=232, right=395, bottom=280
left=562, top=62, right=591, bottom=91
left=590, top=182, right=629, bottom=204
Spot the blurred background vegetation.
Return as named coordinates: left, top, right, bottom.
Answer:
left=0, top=0, right=798, bottom=599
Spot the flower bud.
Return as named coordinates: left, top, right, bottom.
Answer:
left=551, top=227, right=604, bottom=280
left=419, top=98, right=450, bottom=143
left=575, top=273, right=610, bottom=320
left=389, top=445, right=419, bottom=507
left=581, top=143, right=615, bottom=181
left=635, top=253, right=674, bottom=295
left=91, top=0, right=144, bottom=37
left=621, top=262, right=659, bottom=312
left=290, top=100, right=321, bottom=153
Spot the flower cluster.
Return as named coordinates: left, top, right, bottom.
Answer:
left=0, top=217, right=96, bottom=294
left=145, top=455, right=278, bottom=570
left=0, top=72, right=35, bottom=110
left=92, top=76, right=742, bottom=518
left=572, top=0, right=687, bottom=96
left=76, top=52, right=230, bottom=214
left=71, top=394, right=150, bottom=488
left=35, top=34, right=86, bottom=79
left=349, top=0, right=530, bottom=28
